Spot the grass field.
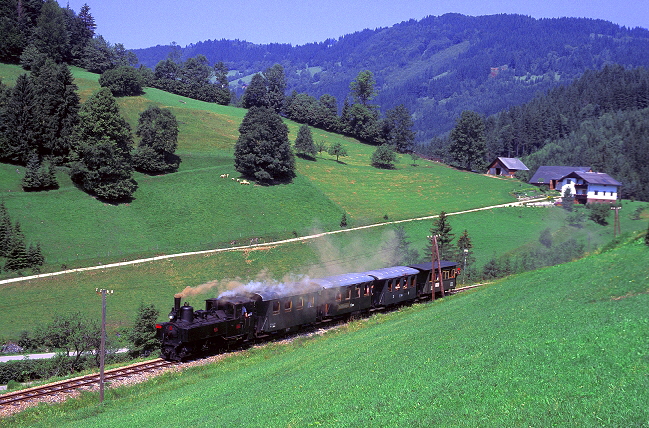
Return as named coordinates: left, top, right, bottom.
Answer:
left=0, top=63, right=521, bottom=272
left=6, top=236, right=648, bottom=427
left=1, top=200, right=647, bottom=341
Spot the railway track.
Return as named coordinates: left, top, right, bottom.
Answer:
left=0, top=358, right=176, bottom=409
left=451, top=282, right=488, bottom=294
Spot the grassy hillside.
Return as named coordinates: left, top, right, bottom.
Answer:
left=7, top=237, right=649, bottom=426
left=1, top=201, right=647, bottom=340
left=0, top=63, right=520, bottom=271
left=1, top=62, right=648, bottom=342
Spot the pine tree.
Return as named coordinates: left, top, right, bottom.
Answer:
left=27, top=242, right=45, bottom=267
left=21, top=153, right=42, bottom=190
left=0, top=202, right=13, bottom=257
left=456, top=229, right=476, bottom=280
left=4, top=221, right=29, bottom=271
left=2, top=74, right=38, bottom=163
left=127, top=303, right=160, bottom=357
left=70, top=88, right=137, bottom=201
left=382, top=226, right=419, bottom=266
left=449, top=110, right=487, bottom=171
left=427, top=211, right=455, bottom=261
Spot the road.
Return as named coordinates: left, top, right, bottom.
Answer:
left=0, top=198, right=548, bottom=287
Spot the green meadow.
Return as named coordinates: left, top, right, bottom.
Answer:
left=0, top=63, right=520, bottom=271
left=1, top=63, right=648, bottom=341
left=6, top=236, right=648, bottom=427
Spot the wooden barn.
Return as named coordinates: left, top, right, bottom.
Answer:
left=486, top=157, right=529, bottom=178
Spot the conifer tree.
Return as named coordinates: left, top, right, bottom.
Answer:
left=0, top=202, right=13, bottom=257
left=127, top=303, right=160, bottom=357
left=4, top=221, right=29, bottom=271
left=427, top=211, right=455, bottom=261
left=2, top=74, right=38, bottom=163
left=27, top=242, right=45, bottom=268
left=70, top=88, right=137, bottom=201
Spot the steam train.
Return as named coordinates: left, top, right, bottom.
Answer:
left=156, top=261, right=459, bottom=361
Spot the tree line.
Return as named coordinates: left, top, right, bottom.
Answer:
left=0, top=60, right=180, bottom=201
left=232, top=66, right=416, bottom=182
left=0, top=201, right=44, bottom=273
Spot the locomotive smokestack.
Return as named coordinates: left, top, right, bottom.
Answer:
left=174, top=294, right=181, bottom=312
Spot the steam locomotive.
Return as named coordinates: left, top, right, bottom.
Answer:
left=156, top=261, right=458, bottom=361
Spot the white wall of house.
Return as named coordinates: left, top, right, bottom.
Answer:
left=559, top=179, right=618, bottom=203
left=587, top=184, right=618, bottom=202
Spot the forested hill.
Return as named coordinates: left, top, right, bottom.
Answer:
left=132, top=13, right=649, bottom=141
left=483, top=65, right=649, bottom=201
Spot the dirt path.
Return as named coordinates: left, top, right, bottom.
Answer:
left=0, top=198, right=548, bottom=286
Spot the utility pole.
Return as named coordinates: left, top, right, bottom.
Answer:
left=611, top=205, right=622, bottom=238
left=463, top=248, right=468, bottom=286
left=96, top=288, right=113, bottom=404
left=428, top=235, right=444, bottom=300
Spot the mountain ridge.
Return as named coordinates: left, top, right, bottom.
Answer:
left=132, top=13, right=649, bottom=141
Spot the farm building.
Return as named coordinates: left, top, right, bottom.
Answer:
left=486, top=157, right=528, bottom=178
left=529, top=166, right=592, bottom=190
left=556, top=170, right=622, bottom=204
left=529, top=166, right=621, bottom=204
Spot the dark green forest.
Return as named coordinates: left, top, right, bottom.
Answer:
left=133, top=14, right=649, bottom=140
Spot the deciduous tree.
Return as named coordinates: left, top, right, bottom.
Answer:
left=350, top=70, right=377, bottom=106
left=99, top=65, right=143, bottom=97
left=133, top=106, right=180, bottom=173
left=327, top=141, right=348, bottom=162
left=294, top=125, right=317, bottom=159
left=234, top=106, right=295, bottom=183
left=371, top=144, right=397, bottom=169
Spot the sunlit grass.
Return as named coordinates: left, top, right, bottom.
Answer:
left=6, top=239, right=649, bottom=427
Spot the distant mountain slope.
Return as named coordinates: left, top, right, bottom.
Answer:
left=132, top=14, right=649, bottom=142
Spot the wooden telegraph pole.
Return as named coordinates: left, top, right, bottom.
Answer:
left=611, top=205, right=621, bottom=238
left=429, top=235, right=444, bottom=300
left=96, top=288, right=114, bottom=404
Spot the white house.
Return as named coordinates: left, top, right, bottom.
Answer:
left=557, top=171, right=621, bottom=204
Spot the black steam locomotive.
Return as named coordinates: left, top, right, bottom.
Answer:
left=156, top=261, right=458, bottom=361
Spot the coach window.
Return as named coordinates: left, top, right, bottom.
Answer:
left=296, top=297, right=304, bottom=310
left=345, top=288, right=352, bottom=300
left=387, top=280, right=393, bottom=292
left=272, top=301, right=280, bottom=315
left=403, top=277, right=409, bottom=289
left=355, top=287, right=361, bottom=298
left=308, top=296, right=315, bottom=308
left=284, top=300, right=292, bottom=312
left=364, top=284, right=371, bottom=296
left=395, top=279, right=401, bottom=290
left=336, top=292, right=342, bottom=302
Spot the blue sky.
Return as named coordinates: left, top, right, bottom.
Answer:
left=57, top=0, right=648, bottom=49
